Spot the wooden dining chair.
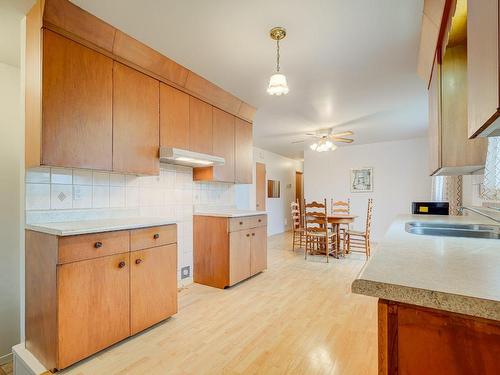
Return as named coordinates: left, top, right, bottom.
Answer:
left=304, top=199, right=337, bottom=262
left=291, top=200, right=305, bottom=251
left=331, top=198, right=351, bottom=249
left=346, top=198, right=373, bottom=258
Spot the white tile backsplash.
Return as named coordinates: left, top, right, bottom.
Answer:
left=50, top=184, right=73, bottom=210
left=73, top=185, right=92, bottom=209
left=26, top=183, right=50, bottom=210
left=73, top=169, right=93, bottom=185
left=25, top=164, right=237, bottom=283
left=93, top=185, right=110, bottom=208
left=93, top=171, right=109, bottom=186
left=51, top=167, right=72, bottom=184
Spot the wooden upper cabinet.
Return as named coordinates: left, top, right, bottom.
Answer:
left=235, top=118, right=253, bottom=184
left=113, top=62, right=159, bottom=175
left=467, top=0, right=500, bottom=137
left=189, top=96, right=213, bottom=154
left=193, top=108, right=235, bottom=182
left=160, top=83, right=189, bottom=150
left=428, top=55, right=441, bottom=175
left=130, top=244, right=177, bottom=335
left=41, top=30, right=113, bottom=170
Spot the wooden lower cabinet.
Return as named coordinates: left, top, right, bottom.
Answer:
left=130, top=244, right=178, bottom=335
left=25, top=225, right=177, bottom=371
left=378, top=300, right=500, bottom=375
left=194, top=215, right=267, bottom=289
left=57, top=253, right=130, bottom=368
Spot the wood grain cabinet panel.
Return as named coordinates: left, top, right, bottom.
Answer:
left=234, top=118, right=253, bottom=184
left=378, top=300, right=500, bottom=375
left=250, top=226, right=267, bottom=276
left=428, top=55, right=441, bottom=175
left=229, top=230, right=252, bottom=286
left=42, top=30, right=113, bottom=170
left=57, top=253, right=130, bottom=369
left=160, top=83, right=190, bottom=149
left=113, top=62, right=160, bottom=175
left=130, top=244, right=178, bottom=335
left=467, top=0, right=500, bottom=137
left=189, top=96, right=213, bottom=154
left=194, top=215, right=267, bottom=289
left=130, top=225, right=177, bottom=251
left=193, top=108, right=235, bottom=182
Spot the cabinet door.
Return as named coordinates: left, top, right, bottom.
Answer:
left=113, top=62, right=159, bottom=175
left=189, top=96, right=212, bottom=154
left=42, top=30, right=113, bottom=170
left=441, top=45, right=487, bottom=168
left=130, top=244, right=177, bottom=335
left=428, top=55, right=441, bottom=175
left=467, top=0, right=499, bottom=137
left=235, top=118, right=253, bottom=184
left=211, top=108, right=235, bottom=182
left=57, top=253, right=130, bottom=369
left=160, top=83, right=190, bottom=149
left=250, top=226, right=267, bottom=276
left=229, top=230, right=251, bottom=286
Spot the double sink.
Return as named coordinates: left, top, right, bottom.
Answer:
left=405, top=221, right=500, bottom=239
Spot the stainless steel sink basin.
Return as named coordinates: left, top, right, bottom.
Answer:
left=405, top=221, right=500, bottom=239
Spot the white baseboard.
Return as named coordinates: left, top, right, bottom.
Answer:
left=12, top=343, right=47, bottom=375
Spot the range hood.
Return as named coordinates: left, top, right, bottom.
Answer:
left=159, top=147, right=225, bottom=167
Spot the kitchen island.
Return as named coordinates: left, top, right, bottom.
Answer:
left=352, top=214, right=500, bottom=375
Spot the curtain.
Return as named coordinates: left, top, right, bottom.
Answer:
left=431, top=175, right=463, bottom=215
left=482, top=137, right=500, bottom=201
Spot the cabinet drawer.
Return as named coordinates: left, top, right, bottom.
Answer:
left=229, top=215, right=267, bottom=232
left=58, top=231, right=129, bottom=264
left=130, top=225, right=176, bottom=251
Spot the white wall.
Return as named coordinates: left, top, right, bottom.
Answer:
left=0, top=62, right=22, bottom=363
left=304, top=138, right=431, bottom=242
left=236, top=147, right=303, bottom=236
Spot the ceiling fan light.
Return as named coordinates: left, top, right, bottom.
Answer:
left=325, top=140, right=333, bottom=148
left=310, top=142, right=318, bottom=151
left=267, top=73, right=289, bottom=96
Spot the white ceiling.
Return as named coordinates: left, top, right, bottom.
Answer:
left=2, top=0, right=428, bottom=159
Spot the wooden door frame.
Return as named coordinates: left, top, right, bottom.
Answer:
left=255, top=162, right=266, bottom=211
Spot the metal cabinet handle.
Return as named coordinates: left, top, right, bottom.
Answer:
left=153, top=233, right=160, bottom=239
left=239, top=221, right=243, bottom=225
left=252, top=233, right=255, bottom=236
left=94, top=241, right=103, bottom=248
left=258, top=219, right=262, bottom=223
left=246, top=233, right=250, bottom=237
left=135, top=259, right=142, bottom=265
left=118, top=261, right=126, bottom=268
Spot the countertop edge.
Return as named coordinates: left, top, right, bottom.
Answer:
left=194, top=212, right=267, bottom=218
left=351, top=279, right=499, bottom=321
left=26, top=220, right=177, bottom=236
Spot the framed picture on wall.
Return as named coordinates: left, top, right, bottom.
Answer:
left=350, top=168, right=373, bottom=192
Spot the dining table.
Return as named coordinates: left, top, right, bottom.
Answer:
left=327, top=214, right=357, bottom=257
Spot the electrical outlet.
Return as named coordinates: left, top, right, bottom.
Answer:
left=181, top=266, right=191, bottom=279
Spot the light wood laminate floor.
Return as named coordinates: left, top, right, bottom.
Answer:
left=62, top=232, right=378, bottom=375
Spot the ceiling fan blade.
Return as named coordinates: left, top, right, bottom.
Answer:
left=333, top=138, right=354, bottom=143
left=291, top=140, right=305, bottom=144
left=331, top=130, right=353, bottom=137
left=305, top=133, right=317, bottom=136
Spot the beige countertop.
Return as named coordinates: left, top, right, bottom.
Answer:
left=194, top=209, right=267, bottom=218
left=26, top=217, right=176, bottom=236
left=352, top=214, right=500, bottom=320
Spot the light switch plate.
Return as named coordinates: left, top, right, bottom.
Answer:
left=181, top=266, right=190, bottom=279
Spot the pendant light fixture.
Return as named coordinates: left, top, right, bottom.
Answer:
left=267, top=27, right=289, bottom=96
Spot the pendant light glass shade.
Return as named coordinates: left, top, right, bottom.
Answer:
left=310, top=139, right=337, bottom=152
left=267, top=73, right=289, bottom=96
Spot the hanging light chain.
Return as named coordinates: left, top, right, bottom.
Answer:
left=276, top=38, right=280, bottom=72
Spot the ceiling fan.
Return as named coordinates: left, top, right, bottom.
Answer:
left=292, top=130, right=354, bottom=152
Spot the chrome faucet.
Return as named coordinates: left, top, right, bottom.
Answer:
left=459, top=206, right=500, bottom=223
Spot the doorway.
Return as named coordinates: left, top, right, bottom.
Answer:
left=295, top=171, right=304, bottom=224
left=256, top=162, right=266, bottom=211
